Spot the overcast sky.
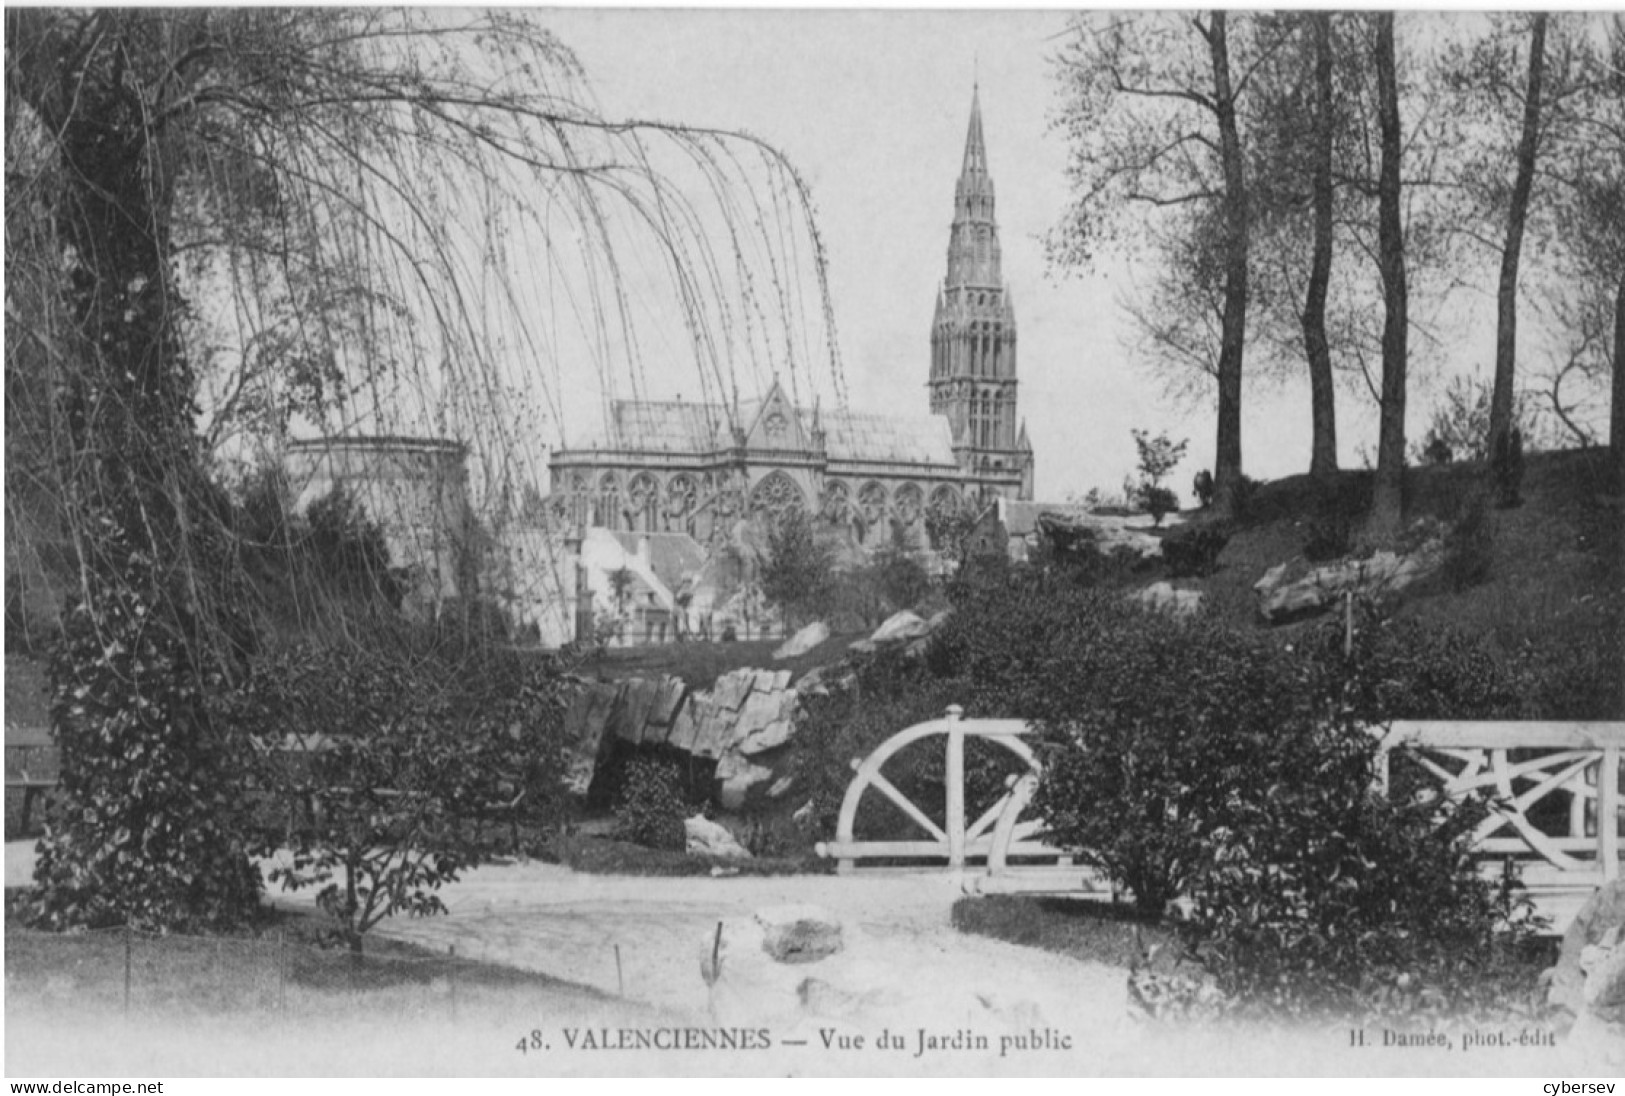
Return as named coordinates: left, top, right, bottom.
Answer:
left=534, top=8, right=1503, bottom=501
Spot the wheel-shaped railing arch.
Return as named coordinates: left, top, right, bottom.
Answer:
left=813, top=705, right=1064, bottom=873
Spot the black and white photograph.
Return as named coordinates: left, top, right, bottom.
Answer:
left=4, top=6, right=1623, bottom=1084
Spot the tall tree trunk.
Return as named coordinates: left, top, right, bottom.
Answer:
left=1370, top=12, right=1409, bottom=538
left=1613, top=268, right=1625, bottom=492
left=1489, top=13, right=1549, bottom=457
left=1303, top=12, right=1339, bottom=482
left=1209, top=11, right=1249, bottom=519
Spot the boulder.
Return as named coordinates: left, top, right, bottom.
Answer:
left=730, top=688, right=784, bottom=744
left=646, top=676, right=687, bottom=732
left=1552, top=881, right=1625, bottom=1012
left=563, top=681, right=620, bottom=795
left=755, top=904, right=843, bottom=964
left=1548, top=880, right=1625, bottom=1069
left=684, top=814, right=752, bottom=859
left=687, top=695, right=738, bottom=760
left=665, top=696, right=703, bottom=753
left=869, top=610, right=930, bottom=646
left=739, top=719, right=796, bottom=756
left=1132, top=581, right=1203, bottom=617
left=615, top=677, right=661, bottom=744
left=711, top=669, right=756, bottom=712
left=1039, top=510, right=1167, bottom=560
left=716, top=751, right=774, bottom=810
left=767, top=774, right=797, bottom=799
left=1582, top=929, right=1625, bottom=1018
left=774, top=620, right=830, bottom=660
left=1253, top=540, right=1447, bottom=624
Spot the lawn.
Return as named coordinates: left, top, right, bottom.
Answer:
left=951, top=894, right=1176, bottom=969
left=3, top=890, right=638, bottom=1028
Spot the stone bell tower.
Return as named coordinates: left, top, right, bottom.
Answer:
left=928, top=84, right=1032, bottom=499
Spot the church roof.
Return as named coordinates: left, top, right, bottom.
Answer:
left=575, top=400, right=731, bottom=452
left=567, top=395, right=958, bottom=468
left=821, top=408, right=956, bottom=466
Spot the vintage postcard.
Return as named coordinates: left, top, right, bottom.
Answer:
left=4, top=6, right=1622, bottom=1087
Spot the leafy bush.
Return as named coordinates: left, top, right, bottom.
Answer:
left=936, top=569, right=1541, bottom=1018
left=759, top=509, right=836, bottom=627
left=223, top=633, right=570, bottom=952
left=794, top=652, right=979, bottom=842
left=613, top=753, right=695, bottom=851
left=1130, top=429, right=1185, bottom=525
left=1440, top=495, right=1496, bottom=591
left=1160, top=525, right=1228, bottom=578
left=1028, top=609, right=1319, bottom=918
left=1137, top=485, right=1178, bottom=526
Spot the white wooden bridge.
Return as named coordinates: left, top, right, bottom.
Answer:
left=814, top=707, right=1623, bottom=930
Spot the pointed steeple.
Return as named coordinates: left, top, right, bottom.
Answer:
left=962, top=83, right=988, bottom=177
left=928, top=82, right=1033, bottom=501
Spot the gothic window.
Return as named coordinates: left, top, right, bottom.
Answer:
left=763, top=410, right=789, bottom=440
left=821, top=480, right=853, bottom=524
left=627, top=472, right=659, bottom=532
left=929, top=484, right=962, bottom=517
left=597, top=472, right=622, bottom=529
left=858, top=481, right=888, bottom=526
left=664, top=474, right=698, bottom=521
left=894, top=483, right=924, bottom=527
left=748, top=470, right=806, bottom=522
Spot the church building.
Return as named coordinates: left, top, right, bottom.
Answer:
left=546, top=86, right=1035, bottom=548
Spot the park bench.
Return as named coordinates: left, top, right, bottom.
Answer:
left=5, top=726, right=59, bottom=836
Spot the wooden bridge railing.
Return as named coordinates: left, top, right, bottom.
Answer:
left=815, top=710, right=1625, bottom=923
left=1375, top=721, right=1621, bottom=894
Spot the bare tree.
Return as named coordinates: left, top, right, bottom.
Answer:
left=1049, top=12, right=1291, bottom=519
left=1370, top=12, right=1410, bottom=536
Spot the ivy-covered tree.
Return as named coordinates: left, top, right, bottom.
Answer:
left=5, top=9, right=837, bottom=930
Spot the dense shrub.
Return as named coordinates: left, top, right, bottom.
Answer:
left=221, top=633, right=570, bottom=951
left=794, top=651, right=983, bottom=843
left=613, top=753, right=694, bottom=851
left=1138, top=484, right=1179, bottom=526
left=1160, top=525, right=1228, bottom=577
left=1191, top=770, right=1545, bottom=1019
left=1440, top=496, right=1496, bottom=591
left=1308, top=602, right=1523, bottom=723
left=935, top=568, right=1542, bottom=1018
left=759, top=509, right=837, bottom=627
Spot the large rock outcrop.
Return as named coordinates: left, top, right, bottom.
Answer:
left=1252, top=537, right=1446, bottom=623
left=560, top=666, right=802, bottom=809
left=1547, top=880, right=1625, bottom=1069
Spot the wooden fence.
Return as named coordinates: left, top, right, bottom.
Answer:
left=815, top=709, right=1624, bottom=925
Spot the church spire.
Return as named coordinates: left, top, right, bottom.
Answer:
left=962, top=82, right=988, bottom=178
left=948, top=85, right=999, bottom=289
left=931, top=82, right=1025, bottom=498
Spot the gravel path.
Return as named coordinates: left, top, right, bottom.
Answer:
left=7, top=842, right=1588, bottom=1076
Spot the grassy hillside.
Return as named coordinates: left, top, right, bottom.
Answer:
left=1169, top=447, right=1623, bottom=718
